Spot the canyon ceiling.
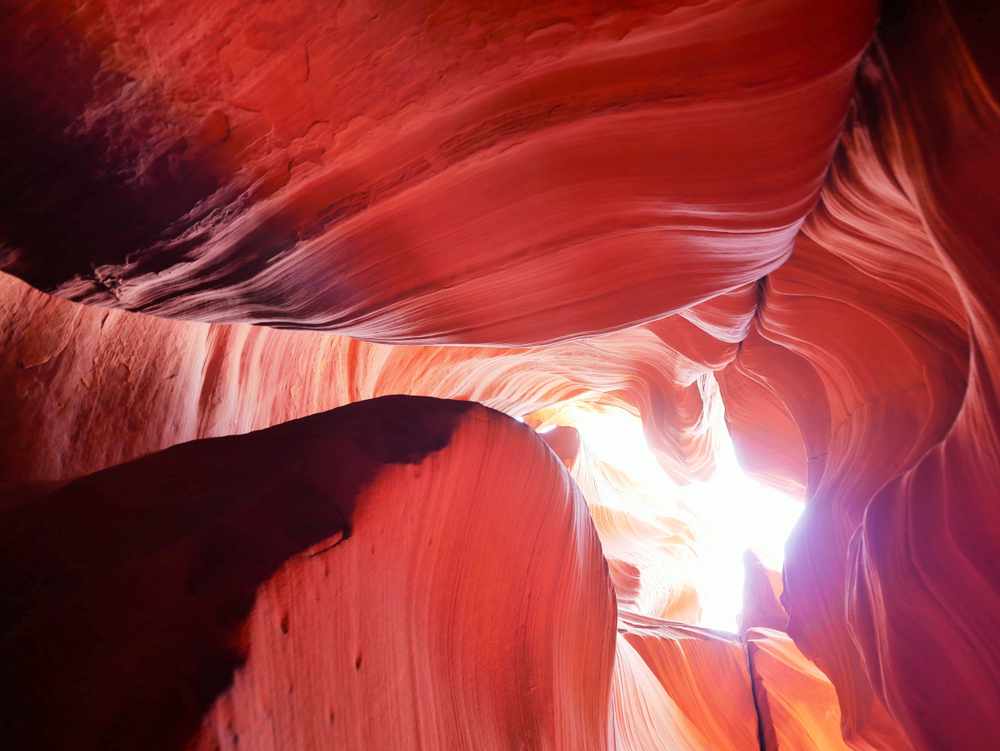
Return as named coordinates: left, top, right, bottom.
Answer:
left=1, top=0, right=998, bottom=749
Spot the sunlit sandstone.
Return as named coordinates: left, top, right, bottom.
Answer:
left=2, top=0, right=999, bottom=749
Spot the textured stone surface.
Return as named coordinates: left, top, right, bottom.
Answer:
left=2, top=0, right=1000, bottom=749
left=716, top=4, right=1000, bottom=748
left=619, top=612, right=760, bottom=751
left=1, top=0, right=874, bottom=344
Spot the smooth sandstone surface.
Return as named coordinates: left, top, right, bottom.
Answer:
left=737, top=548, right=787, bottom=638
left=717, top=5, right=1000, bottom=748
left=0, top=398, right=616, bottom=751
left=745, top=628, right=853, bottom=751
left=2, top=0, right=1000, bottom=749
left=619, top=612, right=760, bottom=751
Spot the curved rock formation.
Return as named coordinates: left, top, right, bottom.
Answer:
left=619, top=612, right=759, bottom=751
left=1, top=0, right=875, bottom=345
left=0, top=272, right=726, bottom=484
left=0, top=397, right=616, bottom=750
left=541, top=420, right=704, bottom=622
left=716, top=4, right=1000, bottom=748
left=843, top=5, right=1000, bottom=748
left=2, top=0, right=1000, bottom=749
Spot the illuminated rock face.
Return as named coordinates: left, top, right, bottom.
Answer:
left=2, top=0, right=1000, bottom=750
left=0, top=398, right=615, bottom=751
left=718, top=4, right=1000, bottom=748
left=617, top=612, right=760, bottom=751
left=0, top=272, right=727, bottom=485
left=737, top=549, right=787, bottom=638
left=745, top=628, right=854, bottom=751
left=541, top=424, right=703, bottom=622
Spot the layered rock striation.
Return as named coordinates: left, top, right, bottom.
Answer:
left=2, top=0, right=1000, bottom=749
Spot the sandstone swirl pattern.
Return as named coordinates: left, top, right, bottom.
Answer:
left=2, top=0, right=1000, bottom=749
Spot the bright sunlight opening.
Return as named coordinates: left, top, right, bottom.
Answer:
left=569, top=409, right=802, bottom=633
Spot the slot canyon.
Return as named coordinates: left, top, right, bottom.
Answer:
left=1, top=0, right=998, bottom=748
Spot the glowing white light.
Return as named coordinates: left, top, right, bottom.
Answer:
left=571, top=409, right=802, bottom=633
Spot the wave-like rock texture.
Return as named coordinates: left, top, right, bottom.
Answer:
left=3, top=0, right=1000, bottom=750
left=618, top=612, right=759, bottom=751
left=844, top=3, right=1000, bottom=749
left=0, top=397, right=617, bottom=751
left=541, top=421, right=761, bottom=750
left=1, top=271, right=729, bottom=484
left=0, top=0, right=875, bottom=345
left=718, top=3, right=1000, bottom=748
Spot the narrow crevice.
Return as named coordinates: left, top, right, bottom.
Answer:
left=744, top=641, right=770, bottom=751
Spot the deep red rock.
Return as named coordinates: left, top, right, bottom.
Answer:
left=0, top=0, right=875, bottom=345
left=2, top=0, right=1000, bottom=749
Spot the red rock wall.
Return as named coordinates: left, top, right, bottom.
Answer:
left=845, top=3, right=1000, bottom=748
left=1, top=271, right=733, bottom=484
left=1, top=0, right=875, bottom=345
left=2, top=0, right=1000, bottom=749
left=717, top=2, right=1000, bottom=748
left=0, top=398, right=616, bottom=750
